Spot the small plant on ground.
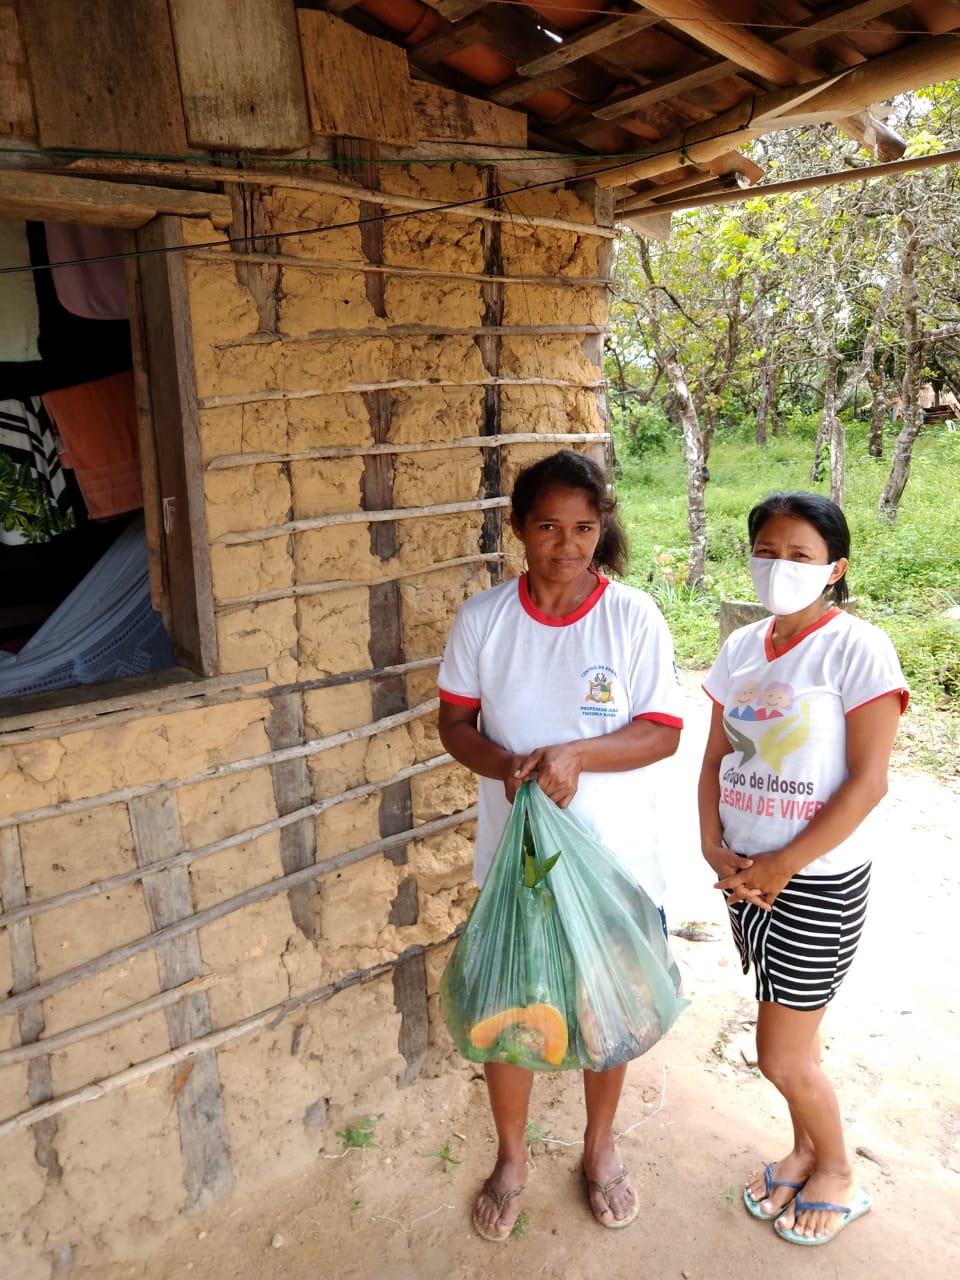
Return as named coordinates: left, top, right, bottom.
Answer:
left=510, top=1211, right=532, bottom=1240
left=349, top=1199, right=361, bottom=1213
left=723, top=1186, right=737, bottom=1206
left=337, top=1116, right=378, bottom=1151
left=426, top=1139, right=461, bottom=1174
left=524, top=1120, right=550, bottom=1154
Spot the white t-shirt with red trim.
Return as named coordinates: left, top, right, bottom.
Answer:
left=438, top=573, right=684, bottom=900
left=703, top=608, right=908, bottom=876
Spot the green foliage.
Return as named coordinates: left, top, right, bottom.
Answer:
left=616, top=404, right=673, bottom=459
left=510, top=1211, right=532, bottom=1240
left=337, top=1117, right=378, bottom=1151
left=524, top=1120, right=550, bottom=1152
left=425, top=1139, right=461, bottom=1175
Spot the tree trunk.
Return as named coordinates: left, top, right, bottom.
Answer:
left=755, top=356, right=779, bottom=447
left=879, top=222, right=923, bottom=521
left=867, top=369, right=885, bottom=458
left=664, top=354, right=708, bottom=589
left=811, top=353, right=839, bottom=483
left=830, top=413, right=845, bottom=505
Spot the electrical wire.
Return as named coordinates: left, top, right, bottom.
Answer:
left=0, top=124, right=749, bottom=277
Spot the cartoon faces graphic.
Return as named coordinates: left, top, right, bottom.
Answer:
left=586, top=671, right=614, bottom=704
left=757, top=682, right=794, bottom=719
left=729, top=680, right=794, bottom=720
left=729, top=680, right=761, bottom=719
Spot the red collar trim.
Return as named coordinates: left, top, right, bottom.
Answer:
left=764, top=606, right=840, bottom=662
left=518, top=572, right=609, bottom=627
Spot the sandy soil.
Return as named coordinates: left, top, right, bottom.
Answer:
left=80, top=678, right=960, bottom=1280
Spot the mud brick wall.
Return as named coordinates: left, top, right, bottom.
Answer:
left=0, top=163, right=614, bottom=1272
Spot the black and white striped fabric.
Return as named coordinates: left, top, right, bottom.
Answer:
left=725, top=863, right=871, bottom=1010
left=0, top=396, right=75, bottom=543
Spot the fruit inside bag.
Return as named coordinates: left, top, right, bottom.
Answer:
left=440, top=782, right=688, bottom=1072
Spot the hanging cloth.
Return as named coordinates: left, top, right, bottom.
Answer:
left=0, top=221, right=41, bottom=362
left=42, top=371, right=143, bottom=519
left=45, top=223, right=129, bottom=321
left=0, top=223, right=132, bottom=398
left=0, top=514, right=176, bottom=697
left=0, top=397, right=78, bottom=544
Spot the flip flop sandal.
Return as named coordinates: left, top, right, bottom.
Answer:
left=472, top=1179, right=526, bottom=1243
left=584, top=1167, right=640, bottom=1230
left=743, top=1161, right=804, bottom=1221
left=774, top=1188, right=872, bottom=1246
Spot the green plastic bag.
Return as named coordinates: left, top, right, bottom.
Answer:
left=441, top=782, right=688, bottom=1072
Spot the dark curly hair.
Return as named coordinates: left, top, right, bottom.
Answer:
left=511, top=450, right=629, bottom=578
left=748, top=490, right=851, bottom=604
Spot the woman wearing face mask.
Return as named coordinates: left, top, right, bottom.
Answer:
left=698, top=492, right=907, bottom=1248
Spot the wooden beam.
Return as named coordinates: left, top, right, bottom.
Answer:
left=130, top=794, right=233, bottom=1214
left=168, top=0, right=310, bottom=152
left=0, top=3, right=36, bottom=138
left=595, top=0, right=910, bottom=119
left=0, top=170, right=233, bottom=229
left=410, top=79, right=527, bottom=146
left=517, top=12, right=661, bottom=78
left=1, top=828, right=60, bottom=1179
left=20, top=0, right=187, bottom=154
left=634, top=146, right=960, bottom=214
left=298, top=10, right=417, bottom=146
left=615, top=169, right=717, bottom=212
left=770, top=36, right=960, bottom=126
left=422, top=0, right=490, bottom=19
left=633, top=0, right=811, bottom=87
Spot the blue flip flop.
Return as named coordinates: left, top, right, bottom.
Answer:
left=774, top=1187, right=872, bottom=1245
left=743, top=1162, right=803, bottom=1221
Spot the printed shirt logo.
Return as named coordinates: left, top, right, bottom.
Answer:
left=721, top=679, right=821, bottom=822
left=580, top=665, right=620, bottom=719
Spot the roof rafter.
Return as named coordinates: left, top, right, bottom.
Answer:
left=594, top=0, right=911, bottom=119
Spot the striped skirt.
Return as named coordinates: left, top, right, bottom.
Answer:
left=724, top=863, right=871, bottom=1010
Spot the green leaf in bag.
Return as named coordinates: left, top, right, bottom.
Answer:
left=534, top=852, right=561, bottom=885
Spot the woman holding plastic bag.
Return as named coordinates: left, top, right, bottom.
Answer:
left=438, top=451, right=687, bottom=1240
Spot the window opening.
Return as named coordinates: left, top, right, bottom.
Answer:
left=0, top=217, right=177, bottom=702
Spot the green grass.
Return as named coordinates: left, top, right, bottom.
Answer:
left=510, top=1210, right=532, bottom=1240
left=425, top=1139, right=461, bottom=1175
left=336, top=1116, right=378, bottom=1151
left=616, top=419, right=960, bottom=776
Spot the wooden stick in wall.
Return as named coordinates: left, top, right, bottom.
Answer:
left=0, top=805, right=477, bottom=1018
left=0, top=975, right=219, bottom=1068
left=221, top=323, right=609, bottom=346
left=52, top=156, right=618, bottom=238
left=0, top=754, right=453, bottom=931
left=0, top=698, right=441, bottom=830
left=214, top=497, right=512, bottom=547
left=207, top=431, right=612, bottom=470
left=0, top=927, right=464, bottom=1140
left=215, top=554, right=501, bottom=611
left=188, top=248, right=614, bottom=290
left=198, top=377, right=604, bottom=411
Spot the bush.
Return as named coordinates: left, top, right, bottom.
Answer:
left=617, top=406, right=673, bottom=459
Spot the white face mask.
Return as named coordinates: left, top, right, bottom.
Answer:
left=749, top=556, right=836, bottom=617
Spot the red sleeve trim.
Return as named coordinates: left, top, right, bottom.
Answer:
left=702, top=684, right=724, bottom=708
left=439, top=689, right=482, bottom=708
left=634, top=712, right=684, bottom=729
left=845, top=687, right=910, bottom=716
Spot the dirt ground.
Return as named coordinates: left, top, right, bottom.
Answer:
left=76, top=679, right=960, bottom=1279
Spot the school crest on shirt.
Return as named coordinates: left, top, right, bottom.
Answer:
left=580, top=665, right=619, bottom=719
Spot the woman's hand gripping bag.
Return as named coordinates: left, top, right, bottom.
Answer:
left=440, top=782, right=688, bottom=1072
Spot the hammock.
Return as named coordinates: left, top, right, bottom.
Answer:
left=0, top=514, right=176, bottom=696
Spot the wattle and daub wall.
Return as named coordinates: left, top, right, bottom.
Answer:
left=0, top=162, right=614, bottom=1266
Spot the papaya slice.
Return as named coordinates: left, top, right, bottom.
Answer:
left=468, top=1002, right=568, bottom=1065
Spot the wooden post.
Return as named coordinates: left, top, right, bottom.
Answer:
left=581, top=182, right=616, bottom=473
left=266, top=693, right=318, bottom=940
left=0, top=828, right=61, bottom=1180
left=478, top=165, right=505, bottom=581
left=334, top=140, right=427, bottom=1084
left=129, top=793, right=233, bottom=1214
